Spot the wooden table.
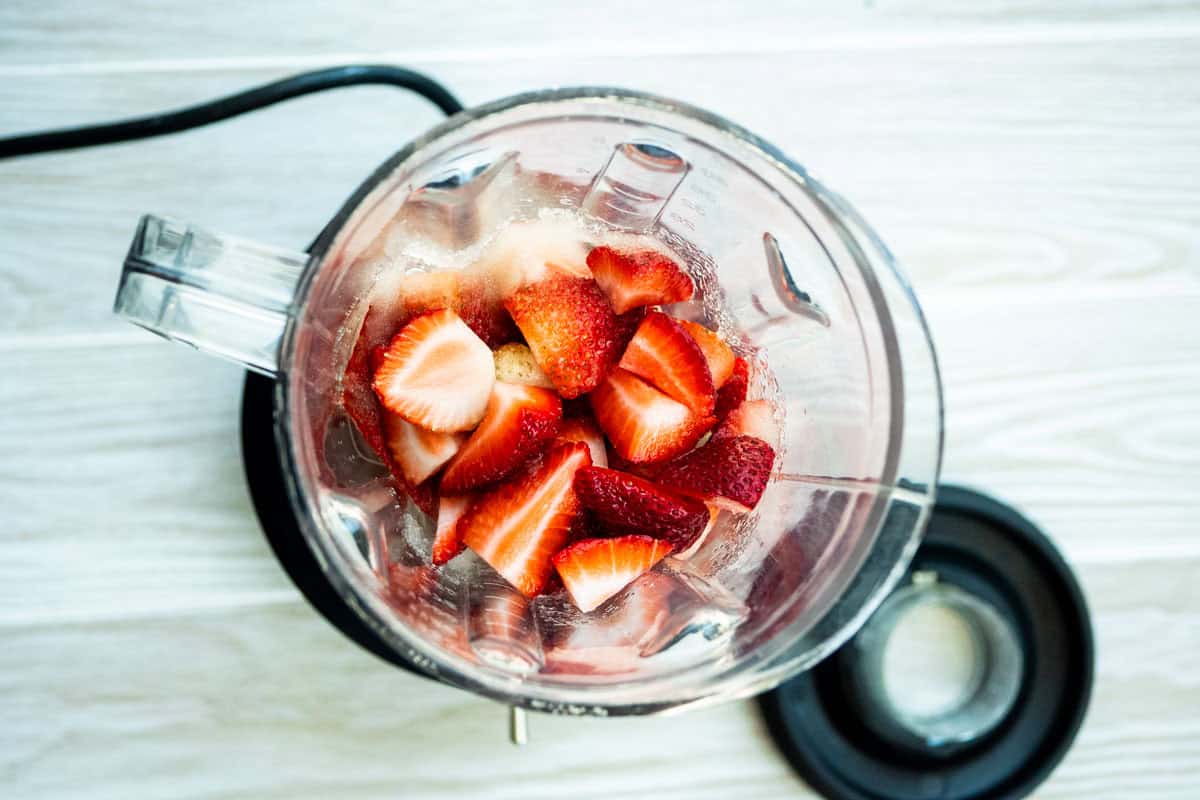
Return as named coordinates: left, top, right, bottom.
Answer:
left=2, top=3, right=1198, bottom=797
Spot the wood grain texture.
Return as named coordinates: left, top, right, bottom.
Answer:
left=1, top=3, right=1198, bottom=798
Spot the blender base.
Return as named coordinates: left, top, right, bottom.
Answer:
left=758, top=485, right=1094, bottom=800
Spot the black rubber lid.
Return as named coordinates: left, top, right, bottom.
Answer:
left=758, top=485, right=1094, bottom=800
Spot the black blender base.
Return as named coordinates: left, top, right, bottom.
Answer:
left=759, top=486, right=1094, bottom=800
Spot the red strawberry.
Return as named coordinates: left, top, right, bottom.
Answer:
left=554, top=416, right=608, bottom=468
left=618, top=311, right=716, bottom=414
left=585, top=246, right=694, bottom=314
left=381, top=411, right=464, bottom=486
left=441, top=382, right=562, bottom=493
left=341, top=311, right=388, bottom=459
left=460, top=443, right=592, bottom=596
left=613, top=307, right=648, bottom=353
left=372, top=309, right=495, bottom=432
left=678, top=320, right=735, bottom=388
left=653, top=435, right=776, bottom=513
left=673, top=503, right=721, bottom=560
left=504, top=274, right=622, bottom=399
left=552, top=535, right=674, bottom=612
left=714, top=399, right=778, bottom=446
left=574, top=467, right=710, bottom=551
left=458, top=272, right=520, bottom=348
left=590, top=368, right=714, bottom=463
left=714, top=357, right=750, bottom=422
left=432, top=493, right=473, bottom=565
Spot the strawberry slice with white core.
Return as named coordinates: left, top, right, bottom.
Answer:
left=585, top=246, right=694, bottom=314
left=460, top=443, right=592, bottom=597
left=590, top=368, right=714, bottom=463
left=678, top=320, right=735, bottom=389
left=618, top=310, right=716, bottom=414
left=440, top=382, right=562, bottom=493
left=554, top=416, right=609, bottom=468
left=372, top=309, right=495, bottom=432
left=713, top=399, right=779, bottom=446
left=432, top=493, right=473, bottom=565
left=553, top=535, right=674, bottom=613
left=381, top=411, right=464, bottom=486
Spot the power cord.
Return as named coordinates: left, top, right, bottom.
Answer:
left=0, top=64, right=463, bottom=160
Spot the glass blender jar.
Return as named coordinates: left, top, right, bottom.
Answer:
left=114, top=88, right=943, bottom=715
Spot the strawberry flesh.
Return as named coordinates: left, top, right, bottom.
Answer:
left=653, top=435, right=776, bottom=513
left=504, top=274, right=623, bottom=399
left=552, top=535, right=674, bottom=613
left=441, top=382, right=562, bottom=493
left=574, top=466, right=709, bottom=550
left=714, top=399, right=779, bottom=446
left=554, top=416, right=609, bottom=468
left=372, top=309, right=496, bottom=432
left=432, top=493, right=473, bottom=565
left=585, top=246, right=694, bottom=314
left=678, top=320, right=735, bottom=389
left=713, top=357, right=750, bottom=422
left=381, top=411, right=464, bottom=486
left=590, top=368, right=714, bottom=463
left=460, top=442, right=592, bottom=596
left=618, top=310, right=715, bottom=414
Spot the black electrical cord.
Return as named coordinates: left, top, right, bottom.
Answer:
left=0, top=64, right=463, bottom=160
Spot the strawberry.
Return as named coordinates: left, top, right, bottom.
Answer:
left=613, top=307, right=648, bottom=353
left=440, top=382, right=562, bottom=493
left=432, top=493, right=473, bottom=565
left=381, top=411, right=464, bottom=486
left=573, top=467, right=709, bottom=550
left=714, top=357, right=750, bottom=422
left=713, top=399, right=779, bottom=446
left=678, top=320, right=735, bottom=388
left=504, top=274, right=622, bottom=399
left=372, top=309, right=495, bottom=432
left=552, top=535, right=674, bottom=612
left=554, top=416, right=608, bottom=469
left=585, top=246, right=694, bottom=314
left=458, top=271, right=520, bottom=348
left=618, top=310, right=716, bottom=414
left=653, top=435, right=776, bottom=513
left=589, top=368, right=714, bottom=463
left=341, top=310, right=389, bottom=459
left=673, top=503, right=721, bottom=560
left=460, top=442, right=592, bottom=596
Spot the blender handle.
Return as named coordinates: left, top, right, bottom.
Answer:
left=114, top=214, right=310, bottom=376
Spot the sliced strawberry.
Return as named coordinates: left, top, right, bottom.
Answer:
left=441, top=382, right=562, bottom=493
left=590, top=368, right=714, bottom=463
left=460, top=443, right=592, bottom=596
left=618, top=310, right=715, bottom=414
left=574, top=467, right=709, bottom=549
left=458, top=271, right=520, bottom=348
left=653, top=435, right=775, bottom=513
left=673, top=503, right=721, bottom=560
left=585, top=246, right=694, bottom=314
left=552, top=535, right=674, bottom=612
left=381, top=411, right=464, bottom=487
left=372, top=309, right=495, bottom=432
left=432, top=493, right=473, bottom=565
left=341, top=311, right=388, bottom=459
left=714, top=399, right=779, bottom=446
left=613, top=307, right=648, bottom=353
left=554, top=416, right=608, bottom=469
left=678, top=320, right=735, bottom=389
left=714, top=356, right=749, bottom=423
left=504, top=273, right=622, bottom=398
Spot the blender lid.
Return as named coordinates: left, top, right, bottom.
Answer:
left=758, top=485, right=1094, bottom=800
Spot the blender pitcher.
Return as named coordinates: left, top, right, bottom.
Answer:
left=113, top=87, right=943, bottom=715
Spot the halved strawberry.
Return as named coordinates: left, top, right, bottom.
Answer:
left=458, top=271, right=520, bottom=348
left=673, top=503, right=721, bottom=560
left=554, top=416, right=608, bottom=469
left=574, top=466, right=709, bottom=550
left=341, top=310, right=389, bottom=459
left=585, top=246, right=694, bottom=314
left=440, top=382, right=562, bottom=493
left=590, top=368, right=714, bottom=463
left=432, top=493, right=473, bottom=565
left=372, top=309, right=495, bottom=432
left=460, top=443, right=592, bottom=596
left=713, top=399, right=779, bottom=446
left=678, top=320, right=735, bottom=388
left=618, top=311, right=715, bottom=414
left=714, top=357, right=750, bottom=422
left=504, top=274, right=622, bottom=399
left=381, top=411, right=464, bottom=486
left=653, top=435, right=776, bottom=513
left=552, top=535, right=674, bottom=612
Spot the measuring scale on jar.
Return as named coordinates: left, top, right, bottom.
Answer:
left=115, top=87, right=941, bottom=713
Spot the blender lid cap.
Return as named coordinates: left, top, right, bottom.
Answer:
left=758, top=485, right=1094, bottom=800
